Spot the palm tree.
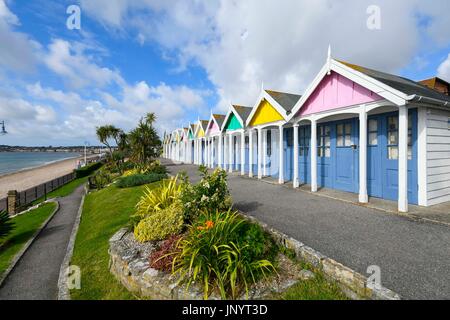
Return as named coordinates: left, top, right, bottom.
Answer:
left=96, top=125, right=121, bottom=156
left=128, top=112, right=161, bottom=164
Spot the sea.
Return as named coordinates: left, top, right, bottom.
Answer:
left=0, top=152, right=81, bottom=175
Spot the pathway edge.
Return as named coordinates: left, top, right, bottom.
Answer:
left=57, top=184, right=87, bottom=300
left=0, top=200, right=60, bottom=288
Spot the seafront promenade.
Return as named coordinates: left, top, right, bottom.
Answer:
left=0, top=155, right=97, bottom=199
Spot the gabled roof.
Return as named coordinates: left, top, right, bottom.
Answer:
left=221, top=104, right=251, bottom=131
left=246, top=89, right=301, bottom=126
left=205, top=113, right=226, bottom=136
left=340, top=61, right=450, bottom=104
left=419, top=77, right=450, bottom=96
left=233, top=105, right=252, bottom=123
left=194, top=120, right=209, bottom=137
left=288, top=58, right=450, bottom=122
left=200, top=120, right=209, bottom=130
left=212, top=114, right=226, bottom=128
left=265, top=90, right=302, bottom=114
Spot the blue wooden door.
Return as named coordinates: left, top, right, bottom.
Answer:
left=367, top=117, right=382, bottom=197
left=298, top=126, right=311, bottom=184
left=284, top=127, right=294, bottom=181
left=317, top=124, right=332, bottom=188
left=381, top=109, right=418, bottom=204
left=244, top=135, right=250, bottom=173
left=334, top=119, right=359, bottom=193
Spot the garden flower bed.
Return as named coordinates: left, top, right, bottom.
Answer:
left=106, top=166, right=352, bottom=300
left=109, top=227, right=304, bottom=300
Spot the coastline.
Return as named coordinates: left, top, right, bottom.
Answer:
left=0, top=155, right=97, bottom=199
left=0, top=154, right=81, bottom=179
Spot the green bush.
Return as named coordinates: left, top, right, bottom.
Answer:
left=116, top=173, right=168, bottom=188
left=147, top=163, right=167, bottom=175
left=0, top=210, right=15, bottom=241
left=134, top=204, right=184, bottom=242
left=180, top=166, right=232, bottom=222
left=172, top=209, right=276, bottom=300
left=75, top=162, right=103, bottom=178
left=91, top=169, right=113, bottom=189
left=232, top=221, right=278, bottom=265
left=134, top=176, right=182, bottom=219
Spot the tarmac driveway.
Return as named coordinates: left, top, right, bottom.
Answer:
left=164, top=160, right=450, bottom=300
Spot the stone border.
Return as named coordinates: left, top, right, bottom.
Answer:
left=109, top=228, right=307, bottom=300
left=0, top=200, right=60, bottom=288
left=242, top=213, right=401, bottom=300
left=57, top=184, right=87, bottom=300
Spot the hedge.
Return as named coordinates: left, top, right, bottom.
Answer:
left=74, top=162, right=104, bottom=178
left=116, top=173, right=168, bottom=188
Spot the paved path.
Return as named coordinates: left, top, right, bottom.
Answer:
left=163, top=160, right=450, bottom=300
left=0, top=185, right=84, bottom=300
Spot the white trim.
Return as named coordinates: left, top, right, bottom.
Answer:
left=221, top=105, right=246, bottom=132
left=278, top=124, right=284, bottom=184
left=310, top=117, right=318, bottom=192
left=288, top=59, right=410, bottom=123
left=257, top=127, right=263, bottom=179
left=398, top=105, right=409, bottom=212
left=245, top=89, right=290, bottom=127
left=249, top=129, right=254, bottom=177
left=358, top=105, right=369, bottom=203
left=293, top=124, right=299, bottom=188
left=240, top=131, right=246, bottom=176
left=205, top=114, right=226, bottom=137
left=417, top=107, right=428, bottom=206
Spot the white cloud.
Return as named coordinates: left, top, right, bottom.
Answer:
left=43, top=39, right=123, bottom=89
left=437, top=53, right=450, bottom=82
left=0, top=0, right=19, bottom=25
left=0, top=0, right=40, bottom=73
left=80, top=0, right=450, bottom=111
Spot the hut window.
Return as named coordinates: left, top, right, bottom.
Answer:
left=318, top=125, right=331, bottom=158
left=267, top=130, right=272, bottom=156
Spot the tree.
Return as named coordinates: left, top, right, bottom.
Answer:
left=96, top=125, right=121, bottom=156
left=128, top=112, right=161, bottom=164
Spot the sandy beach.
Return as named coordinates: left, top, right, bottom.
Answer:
left=0, top=156, right=86, bottom=198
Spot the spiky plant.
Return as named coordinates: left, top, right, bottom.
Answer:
left=0, top=210, right=15, bottom=241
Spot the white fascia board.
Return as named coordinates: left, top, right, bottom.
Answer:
left=230, top=105, right=245, bottom=128
left=245, top=90, right=289, bottom=127
left=332, top=61, right=408, bottom=105
left=245, top=90, right=266, bottom=127
left=221, top=108, right=234, bottom=132
left=288, top=62, right=329, bottom=123
left=288, top=59, right=409, bottom=123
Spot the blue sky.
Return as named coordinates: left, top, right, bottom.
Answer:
left=0, top=0, right=450, bottom=146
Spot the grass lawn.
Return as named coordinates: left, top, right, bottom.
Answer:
left=32, top=176, right=89, bottom=205
left=70, top=183, right=155, bottom=300
left=0, top=202, right=57, bottom=277
left=278, top=272, right=348, bottom=300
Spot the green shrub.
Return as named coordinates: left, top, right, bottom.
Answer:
left=233, top=222, right=278, bottom=266
left=134, top=176, right=182, bottom=219
left=134, top=204, right=184, bottom=242
left=0, top=210, right=15, bottom=241
left=172, top=209, right=276, bottom=300
left=147, top=163, right=167, bottom=175
left=91, top=169, right=113, bottom=189
left=75, top=162, right=103, bottom=178
left=116, top=173, right=168, bottom=188
left=180, top=166, right=232, bottom=222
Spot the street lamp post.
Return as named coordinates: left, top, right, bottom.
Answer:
left=84, top=141, right=90, bottom=166
left=0, top=121, right=7, bottom=135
